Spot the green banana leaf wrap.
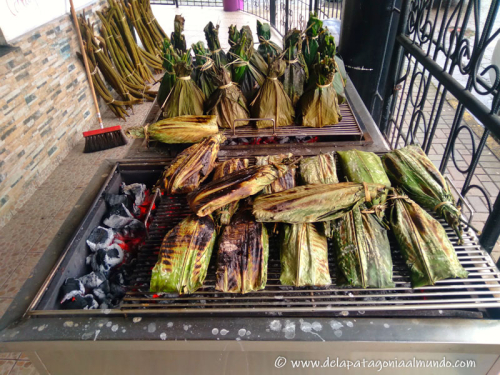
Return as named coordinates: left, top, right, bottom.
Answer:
left=251, top=58, right=295, bottom=128
left=228, top=25, right=241, bottom=57
left=257, top=20, right=282, bottom=60
left=150, top=214, right=217, bottom=294
left=299, top=153, right=338, bottom=237
left=126, top=115, right=218, bottom=144
left=252, top=182, right=388, bottom=223
left=317, top=34, right=346, bottom=104
left=389, top=192, right=468, bottom=288
left=162, top=133, right=225, bottom=194
left=204, top=66, right=250, bottom=129
left=382, top=144, right=463, bottom=243
left=191, top=41, right=218, bottom=99
left=163, top=52, right=206, bottom=118
left=216, top=209, right=269, bottom=293
left=280, top=223, right=331, bottom=286
left=212, top=158, right=250, bottom=229
left=333, top=206, right=394, bottom=288
left=281, top=29, right=308, bottom=106
left=157, top=39, right=178, bottom=108
left=171, top=14, right=187, bottom=52
left=204, top=22, right=228, bottom=67
left=338, top=150, right=391, bottom=217
left=302, top=12, right=323, bottom=69
left=188, top=159, right=297, bottom=217
left=255, top=153, right=296, bottom=193
left=299, top=56, right=341, bottom=128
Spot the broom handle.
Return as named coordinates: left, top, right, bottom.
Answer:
left=70, top=0, right=104, bottom=129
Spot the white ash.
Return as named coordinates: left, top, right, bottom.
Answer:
left=82, top=295, right=99, bottom=310
left=121, top=183, right=146, bottom=207
left=103, top=204, right=136, bottom=229
left=86, top=244, right=124, bottom=275
left=78, top=272, right=106, bottom=289
left=86, top=226, right=114, bottom=252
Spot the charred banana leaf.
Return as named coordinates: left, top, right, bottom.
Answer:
left=255, top=154, right=296, bottom=193
left=213, top=158, right=250, bottom=228
left=188, top=160, right=297, bottom=217
left=216, top=210, right=269, bottom=293
left=253, top=182, right=388, bottom=223
left=382, top=145, right=463, bottom=243
left=150, top=214, right=217, bottom=294
left=389, top=192, right=468, bottom=288
left=280, top=223, right=330, bottom=286
left=333, top=206, right=394, bottom=288
left=162, top=133, right=224, bottom=194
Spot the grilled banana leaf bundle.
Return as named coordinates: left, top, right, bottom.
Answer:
left=162, top=133, right=224, bottom=194
left=302, top=12, right=323, bottom=69
left=204, top=22, right=228, bottom=67
left=126, top=115, right=218, bottom=144
left=299, top=153, right=338, bottom=185
left=191, top=41, right=218, bottom=99
left=150, top=214, right=217, bottom=294
left=255, top=154, right=296, bottom=193
left=216, top=209, right=269, bottom=293
left=317, top=35, right=347, bottom=104
left=205, top=66, right=250, bottom=129
left=256, top=20, right=282, bottom=60
left=333, top=206, right=394, bottom=288
left=281, top=29, right=308, bottom=106
left=251, top=58, right=295, bottom=128
left=389, top=192, right=468, bottom=288
left=382, top=145, right=463, bottom=243
left=212, top=158, right=250, bottom=228
left=188, top=159, right=297, bottom=217
left=299, top=56, right=341, bottom=128
left=253, top=182, right=388, bottom=223
left=163, top=52, right=206, bottom=118
left=171, top=14, right=187, bottom=52
left=280, top=223, right=331, bottom=286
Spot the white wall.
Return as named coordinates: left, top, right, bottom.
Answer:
left=0, top=0, right=97, bottom=42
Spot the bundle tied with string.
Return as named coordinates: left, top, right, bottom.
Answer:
left=157, top=39, right=179, bottom=108
left=192, top=41, right=218, bottom=99
left=281, top=28, right=308, bottom=106
left=251, top=57, right=294, bottom=128
left=302, top=12, right=323, bottom=70
left=256, top=20, right=282, bottom=60
left=171, top=14, right=187, bottom=52
left=240, top=25, right=268, bottom=75
left=298, top=55, right=341, bottom=128
left=163, top=51, right=206, bottom=118
left=205, top=66, right=250, bottom=129
left=204, top=22, right=228, bottom=67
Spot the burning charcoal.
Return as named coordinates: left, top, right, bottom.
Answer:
left=86, top=226, right=114, bottom=252
left=61, top=294, right=98, bottom=310
left=120, top=219, right=145, bottom=237
left=78, top=272, right=106, bottom=289
left=121, top=183, right=147, bottom=207
left=104, top=193, right=132, bottom=211
left=86, top=244, right=124, bottom=275
left=110, top=282, right=126, bottom=299
left=60, top=278, right=85, bottom=304
left=93, top=280, right=110, bottom=302
left=103, top=203, right=136, bottom=229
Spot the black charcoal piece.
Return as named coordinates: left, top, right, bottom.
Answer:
left=110, top=282, right=126, bottom=299
left=59, top=278, right=85, bottom=304
left=78, top=271, right=106, bottom=289
left=121, top=182, right=147, bottom=207
left=103, top=203, right=136, bottom=229
left=104, top=193, right=130, bottom=209
left=93, top=280, right=110, bottom=302
left=86, top=245, right=124, bottom=275
left=86, top=226, right=114, bottom=252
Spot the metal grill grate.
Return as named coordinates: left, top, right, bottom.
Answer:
left=121, top=194, right=500, bottom=317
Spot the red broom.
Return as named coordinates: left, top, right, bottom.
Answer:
left=70, top=0, right=127, bottom=153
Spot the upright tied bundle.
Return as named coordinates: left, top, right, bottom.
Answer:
left=191, top=41, right=217, bottom=99
left=382, top=145, right=463, bottom=243
left=389, top=191, right=468, bottom=288
left=163, top=51, right=206, bottom=118
left=255, top=154, right=296, bottom=193
left=228, top=25, right=241, bottom=56
left=240, top=25, right=268, bottom=75
left=302, top=12, right=323, bottom=69
left=280, top=223, right=331, bottom=287
left=216, top=209, right=269, bottom=293
left=256, top=20, right=282, bottom=60
left=333, top=206, right=394, bottom=288
left=299, top=56, right=341, bottom=128
left=157, top=39, right=178, bottom=108
left=251, top=58, right=295, bottom=128
left=318, top=34, right=347, bottom=104
left=205, top=66, right=249, bottom=129
left=171, top=14, right=187, bottom=52
left=204, top=22, right=228, bottom=67
left=150, top=215, right=216, bottom=294
left=281, top=29, right=308, bottom=106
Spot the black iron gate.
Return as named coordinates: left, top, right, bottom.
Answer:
left=380, top=0, right=500, bottom=254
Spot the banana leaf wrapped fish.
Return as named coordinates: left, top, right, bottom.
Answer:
left=212, top=158, right=249, bottom=228
left=281, top=29, right=308, bottom=106
left=382, top=145, right=463, bottom=243
left=216, top=209, right=269, bottom=293
left=126, top=115, right=218, bottom=144
left=150, top=214, right=216, bottom=294
left=333, top=206, right=394, bottom=288
left=280, top=223, right=330, bottom=286
left=171, top=15, right=187, bottom=52
left=162, top=133, right=224, bottom=194
left=188, top=159, right=298, bottom=217
left=157, top=39, right=178, bottom=108
left=191, top=41, right=217, bottom=99
left=256, top=20, right=282, bottom=59
left=389, top=191, right=468, bottom=288
left=251, top=58, right=295, bottom=128
left=204, top=22, right=228, bottom=67
left=205, top=66, right=250, bottom=129
left=253, top=182, right=388, bottom=223
left=299, top=56, right=341, bottom=128
left=255, top=154, right=296, bottom=193
left=163, top=51, right=206, bottom=118
left=302, top=12, right=323, bottom=69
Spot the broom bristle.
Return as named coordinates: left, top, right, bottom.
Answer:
left=83, top=128, right=128, bottom=153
